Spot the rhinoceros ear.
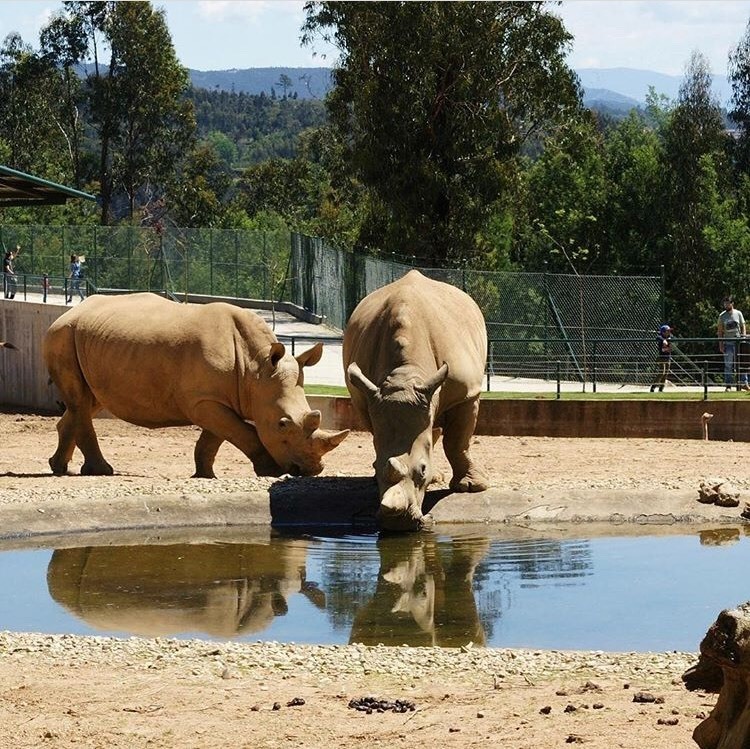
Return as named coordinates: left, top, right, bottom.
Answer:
left=269, top=342, right=286, bottom=368
left=418, top=363, right=449, bottom=400
left=347, top=362, right=379, bottom=399
left=296, top=342, right=323, bottom=368
left=385, top=456, right=408, bottom=484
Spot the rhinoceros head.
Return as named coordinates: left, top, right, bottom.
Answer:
left=348, top=361, right=448, bottom=531
left=254, top=342, right=349, bottom=475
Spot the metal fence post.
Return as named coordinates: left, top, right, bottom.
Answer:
left=556, top=360, right=561, bottom=400
left=703, top=360, right=709, bottom=401
left=592, top=340, right=597, bottom=393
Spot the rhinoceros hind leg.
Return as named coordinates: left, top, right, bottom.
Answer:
left=442, top=398, right=489, bottom=493
left=49, top=409, right=78, bottom=475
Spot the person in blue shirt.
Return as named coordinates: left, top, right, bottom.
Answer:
left=66, top=254, right=85, bottom=304
left=650, top=324, right=673, bottom=393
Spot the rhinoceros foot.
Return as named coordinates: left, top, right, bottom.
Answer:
left=450, top=468, right=489, bottom=493
left=48, top=456, right=69, bottom=476
left=191, top=468, right=217, bottom=479
left=80, top=459, right=114, bottom=476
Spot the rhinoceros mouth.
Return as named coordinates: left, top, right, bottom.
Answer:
left=376, top=508, right=433, bottom=533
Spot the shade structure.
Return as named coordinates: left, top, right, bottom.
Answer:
left=0, top=165, right=96, bottom=207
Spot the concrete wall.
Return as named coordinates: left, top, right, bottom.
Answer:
left=306, top=396, right=750, bottom=442
left=0, top=301, right=62, bottom=411
left=3, top=298, right=748, bottom=442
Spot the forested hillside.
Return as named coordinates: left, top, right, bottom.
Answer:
left=187, top=88, right=326, bottom=166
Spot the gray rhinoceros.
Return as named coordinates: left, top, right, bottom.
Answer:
left=43, top=293, right=348, bottom=477
left=343, top=270, right=488, bottom=531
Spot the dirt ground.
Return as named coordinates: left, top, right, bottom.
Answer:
left=0, top=410, right=744, bottom=748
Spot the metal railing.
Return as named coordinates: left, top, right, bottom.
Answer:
left=3, top=277, right=742, bottom=401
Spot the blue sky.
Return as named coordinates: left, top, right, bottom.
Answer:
left=1, top=1, right=750, bottom=76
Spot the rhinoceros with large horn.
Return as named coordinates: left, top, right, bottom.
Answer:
left=343, top=270, right=488, bottom=531
left=43, top=293, right=348, bottom=477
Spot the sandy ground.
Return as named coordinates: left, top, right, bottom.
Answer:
left=0, top=410, right=745, bottom=748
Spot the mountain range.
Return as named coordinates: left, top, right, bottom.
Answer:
left=185, top=65, right=734, bottom=113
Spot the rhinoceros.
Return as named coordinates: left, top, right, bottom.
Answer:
left=343, top=270, right=488, bottom=531
left=43, top=293, right=348, bottom=477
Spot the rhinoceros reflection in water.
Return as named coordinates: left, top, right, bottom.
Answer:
left=349, top=535, right=489, bottom=648
left=47, top=539, right=323, bottom=638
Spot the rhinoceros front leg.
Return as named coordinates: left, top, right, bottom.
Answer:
left=49, top=405, right=113, bottom=476
left=191, top=402, right=283, bottom=477
left=441, top=397, right=488, bottom=493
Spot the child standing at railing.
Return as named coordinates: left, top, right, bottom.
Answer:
left=650, top=324, right=673, bottom=393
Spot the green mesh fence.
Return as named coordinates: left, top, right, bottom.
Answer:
left=290, top=233, right=665, bottom=384
left=0, top=225, right=290, bottom=301
left=1, top=225, right=665, bottom=386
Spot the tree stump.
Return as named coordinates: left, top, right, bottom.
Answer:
left=683, top=601, right=750, bottom=748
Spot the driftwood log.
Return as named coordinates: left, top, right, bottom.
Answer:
left=683, top=601, right=750, bottom=748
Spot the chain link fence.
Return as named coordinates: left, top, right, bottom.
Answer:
left=0, top=225, right=290, bottom=301
left=2, top=225, right=668, bottom=386
left=289, top=233, right=666, bottom=384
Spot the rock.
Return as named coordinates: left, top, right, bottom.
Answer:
left=697, top=480, right=740, bottom=508
left=684, top=601, right=750, bottom=748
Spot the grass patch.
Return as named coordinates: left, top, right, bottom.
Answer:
left=305, top=383, right=746, bottom=401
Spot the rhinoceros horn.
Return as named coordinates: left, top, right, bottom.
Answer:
left=312, top=427, right=350, bottom=455
left=303, top=410, right=322, bottom=435
left=347, top=362, right=379, bottom=399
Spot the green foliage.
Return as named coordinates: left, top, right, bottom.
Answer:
left=302, top=1, right=582, bottom=265
left=186, top=87, right=327, bottom=166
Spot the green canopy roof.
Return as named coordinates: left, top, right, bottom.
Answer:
left=0, top=165, right=96, bottom=207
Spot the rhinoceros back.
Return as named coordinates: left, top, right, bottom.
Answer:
left=343, top=270, right=487, bottom=413
left=44, top=293, right=275, bottom=427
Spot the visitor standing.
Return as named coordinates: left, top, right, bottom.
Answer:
left=66, top=254, right=85, bottom=304
left=718, top=296, right=749, bottom=391
left=3, top=246, right=18, bottom=299
left=650, top=324, right=673, bottom=392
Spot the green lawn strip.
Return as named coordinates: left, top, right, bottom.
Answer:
left=304, top=384, right=746, bottom=400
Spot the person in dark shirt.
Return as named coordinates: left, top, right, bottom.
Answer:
left=650, top=324, right=673, bottom=393
left=3, top=246, right=18, bottom=299
left=66, top=254, right=85, bottom=304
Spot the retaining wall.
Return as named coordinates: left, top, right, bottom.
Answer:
left=308, top=397, right=747, bottom=442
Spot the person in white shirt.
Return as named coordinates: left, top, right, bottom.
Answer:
left=718, top=296, right=749, bottom=391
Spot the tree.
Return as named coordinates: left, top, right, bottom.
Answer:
left=661, top=51, right=736, bottom=334
left=44, top=1, right=195, bottom=223
left=276, top=73, right=293, bottom=99
left=729, top=16, right=750, bottom=171
left=302, top=1, right=582, bottom=266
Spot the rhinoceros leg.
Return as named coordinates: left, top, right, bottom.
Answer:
left=441, top=398, right=488, bottom=493
left=193, top=429, right=222, bottom=479
left=191, top=402, right=283, bottom=477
